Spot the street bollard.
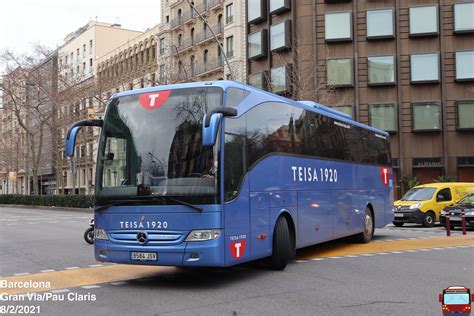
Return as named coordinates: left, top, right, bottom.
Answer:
left=446, top=215, right=451, bottom=237
left=461, top=209, right=467, bottom=235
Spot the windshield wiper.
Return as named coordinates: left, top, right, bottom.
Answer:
left=162, top=196, right=203, bottom=212
left=94, top=196, right=203, bottom=212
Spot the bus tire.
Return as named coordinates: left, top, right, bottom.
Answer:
left=353, top=207, right=374, bottom=243
left=422, top=211, right=435, bottom=228
left=268, top=216, right=292, bottom=270
left=392, top=222, right=404, bottom=227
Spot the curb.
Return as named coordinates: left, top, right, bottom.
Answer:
left=0, top=204, right=92, bottom=213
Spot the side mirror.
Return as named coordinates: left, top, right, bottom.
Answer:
left=65, top=119, right=103, bottom=157
left=438, top=294, right=442, bottom=303
left=202, top=106, right=237, bottom=146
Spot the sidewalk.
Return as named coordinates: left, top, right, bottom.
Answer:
left=0, top=204, right=92, bottom=213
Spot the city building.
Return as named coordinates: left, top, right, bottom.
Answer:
left=245, top=0, right=474, bottom=197
left=57, top=21, right=143, bottom=195
left=160, top=0, right=246, bottom=83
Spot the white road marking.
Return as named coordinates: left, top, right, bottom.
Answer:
left=51, top=289, right=70, bottom=294
left=40, top=269, right=56, bottom=273
left=110, top=281, right=127, bottom=286
left=81, top=285, right=101, bottom=289
left=65, top=266, right=80, bottom=270
left=13, top=272, right=30, bottom=276
left=88, top=264, right=103, bottom=268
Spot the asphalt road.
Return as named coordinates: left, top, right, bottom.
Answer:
left=1, top=206, right=473, bottom=316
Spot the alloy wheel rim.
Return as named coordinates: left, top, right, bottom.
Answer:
left=365, top=213, right=373, bottom=237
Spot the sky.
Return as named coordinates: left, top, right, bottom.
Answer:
left=0, top=0, right=161, bottom=74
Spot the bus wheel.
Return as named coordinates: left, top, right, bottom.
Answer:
left=268, top=216, right=292, bottom=270
left=393, top=222, right=404, bottom=227
left=422, top=212, right=435, bottom=228
left=353, top=207, right=374, bottom=243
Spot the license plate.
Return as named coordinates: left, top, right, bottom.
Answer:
left=131, top=252, right=157, bottom=261
left=449, top=216, right=461, bottom=221
left=394, top=213, right=404, bottom=218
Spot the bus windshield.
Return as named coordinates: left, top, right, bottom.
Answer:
left=401, top=187, right=436, bottom=201
left=96, top=87, right=223, bottom=205
left=444, top=293, right=470, bottom=305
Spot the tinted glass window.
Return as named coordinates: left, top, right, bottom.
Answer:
left=370, top=104, right=397, bottom=132
left=224, top=116, right=247, bottom=201
left=248, top=0, right=265, bottom=23
left=367, top=9, right=394, bottom=38
left=454, top=3, right=474, bottom=32
left=325, top=12, right=351, bottom=41
left=271, top=66, right=288, bottom=93
left=248, top=32, right=263, bottom=58
left=409, top=6, right=438, bottom=35
left=455, top=51, right=474, bottom=81
left=368, top=56, right=396, bottom=85
left=413, top=102, right=441, bottom=130
left=411, top=53, right=439, bottom=82
left=270, top=21, right=289, bottom=51
left=458, top=101, right=474, bottom=129
left=246, top=102, right=294, bottom=166
left=327, top=58, right=353, bottom=86
left=437, top=188, right=452, bottom=202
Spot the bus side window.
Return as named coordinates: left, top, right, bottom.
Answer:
left=224, top=115, right=247, bottom=201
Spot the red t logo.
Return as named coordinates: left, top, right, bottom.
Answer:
left=138, top=90, right=171, bottom=109
left=230, top=240, right=246, bottom=259
left=380, top=167, right=390, bottom=186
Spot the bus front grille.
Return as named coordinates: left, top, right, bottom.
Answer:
left=108, top=230, right=186, bottom=245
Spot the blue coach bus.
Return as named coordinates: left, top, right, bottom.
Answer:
left=66, top=81, right=393, bottom=270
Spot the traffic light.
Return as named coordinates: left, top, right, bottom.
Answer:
left=87, top=108, right=95, bottom=120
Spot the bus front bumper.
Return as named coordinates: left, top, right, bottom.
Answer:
left=94, top=237, right=225, bottom=267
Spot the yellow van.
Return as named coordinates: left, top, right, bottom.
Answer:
left=393, top=183, right=474, bottom=227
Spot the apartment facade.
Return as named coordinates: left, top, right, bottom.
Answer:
left=246, top=0, right=474, bottom=197
left=160, top=0, right=246, bottom=83
left=57, top=21, right=142, bottom=195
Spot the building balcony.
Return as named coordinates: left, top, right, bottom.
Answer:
left=192, top=57, right=224, bottom=77
left=194, top=24, right=223, bottom=45
left=208, top=0, right=223, bottom=11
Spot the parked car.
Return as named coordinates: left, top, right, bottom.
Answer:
left=440, top=193, right=474, bottom=229
left=393, top=183, right=474, bottom=227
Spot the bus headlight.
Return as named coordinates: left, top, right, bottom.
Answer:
left=94, top=228, right=109, bottom=240
left=409, top=203, right=421, bottom=210
left=185, top=229, right=221, bottom=242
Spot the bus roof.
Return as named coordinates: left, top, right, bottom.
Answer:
left=113, top=80, right=389, bottom=137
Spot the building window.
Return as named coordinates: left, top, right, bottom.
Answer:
left=411, top=53, right=439, bottom=83
left=369, top=104, right=397, bottom=132
left=166, top=15, right=169, bottom=23
left=367, top=9, right=394, bottom=39
left=76, top=48, right=79, bottom=61
left=89, top=58, right=93, bottom=73
left=271, top=65, right=289, bottom=94
left=83, top=44, right=86, bottom=57
left=89, top=40, right=93, bottom=54
left=325, top=12, right=352, bottom=42
left=159, top=38, right=165, bottom=54
left=326, top=58, right=353, bottom=87
left=455, top=51, right=474, bottom=81
left=226, top=36, right=234, bottom=58
left=248, top=0, right=266, bottom=24
left=248, top=30, right=268, bottom=60
left=412, top=102, right=441, bottom=131
left=333, top=105, right=353, bottom=118
left=409, top=5, right=438, bottom=36
left=249, top=72, right=264, bottom=89
left=457, top=101, right=474, bottom=129
left=203, top=49, right=208, bottom=64
left=159, top=64, right=165, bottom=82
left=270, top=0, right=291, bottom=15
left=454, top=3, right=474, bottom=33
left=70, top=52, right=73, bottom=63
left=368, top=56, right=396, bottom=85
left=226, top=4, right=233, bottom=24
left=270, top=20, right=291, bottom=52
